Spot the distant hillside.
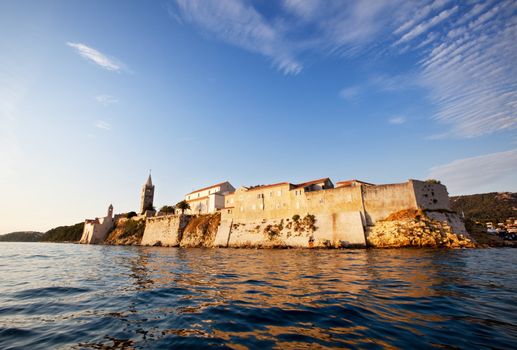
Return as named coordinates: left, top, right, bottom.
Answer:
left=0, top=231, right=44, bottom=242
left=450, top=192, right=517, bottom=223
left=40, top=222, right=84, bottom=242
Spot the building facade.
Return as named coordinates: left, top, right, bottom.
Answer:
left=185, top=181, right=235, bottom=214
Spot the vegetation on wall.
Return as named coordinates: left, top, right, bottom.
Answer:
left=104, top=219, right=146, bottom=245
left=425, top=179, right=442, bottom=184
left=159, top=205, right=176, bottom=215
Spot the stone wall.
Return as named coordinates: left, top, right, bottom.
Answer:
left=411, top=180, right=451, bottom=210
left=361, top=182, right=416, bottom=225
left=140, top=214, right=190, bottom=246
left=79, top=217, right=114, bottom=244
left=214, top=212, right=366, bottom=248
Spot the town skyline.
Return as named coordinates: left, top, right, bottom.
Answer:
left=1, top=0, right=516, bottom=233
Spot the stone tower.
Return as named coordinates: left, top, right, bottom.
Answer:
left=107, top=204, right=113, bottom=219
left=140, top=174, right=155, bottom=214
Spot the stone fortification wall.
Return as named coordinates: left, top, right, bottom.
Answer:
left=214, top=212, right=365, bottom=248
left=141, top=215, right=190, bottom=246
left=411, top=180, right=451, bottom=210
left=139, top=179, right=465, bottom=249
left=79, top=217, right=114, bottom=244
left=361, top=182, right=417, bottom=225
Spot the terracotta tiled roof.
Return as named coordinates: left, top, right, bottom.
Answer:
left=294, top=178, right=330, bottom=189
left=246, top=182, right=290, bottom=192
left=336, top=179, right=374, bottom=187
left=187, top=181, right=228, bottom=195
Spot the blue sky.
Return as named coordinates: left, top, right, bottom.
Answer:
left=1, top=0, right=516, bottom=233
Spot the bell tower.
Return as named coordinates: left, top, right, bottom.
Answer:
left=107, top=204, right=113, bottom=218
left=140, top=172, right=155, bottom=214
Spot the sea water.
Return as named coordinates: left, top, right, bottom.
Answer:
left=0, top=243, right=515, bottom=349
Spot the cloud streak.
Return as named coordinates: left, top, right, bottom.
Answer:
left=67, top=42, right=124, bottom=72
left=171, top=0, right=517, bottom=138
left=389, top=116, right=406, bottom=125
left=94, top=120, right=111, bottom=130
left=95, top=94, right=119, bottom=105
left=428, top=149, right=517, bottom=195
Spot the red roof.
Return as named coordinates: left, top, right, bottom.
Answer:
left=336, top=179, right=374, bottom=187
left=294, top=178, right=330, bottom=189
left=187, top=181, right=228, bottom=195
left=246, top=182, right=290, bottom=192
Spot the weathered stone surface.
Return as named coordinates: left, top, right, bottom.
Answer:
left=140, top=215, right=189, bottom=246
left=365, top=209, right=476, bottom=248
left=180, top=213, right=221, bottom=247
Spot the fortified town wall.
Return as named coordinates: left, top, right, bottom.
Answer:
left=136, top=178, right=467, bottom=249
left=212, top=180, right=461, bottom=248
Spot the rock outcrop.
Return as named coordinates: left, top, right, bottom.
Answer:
left=104, top=218, right=146, bottom=245
left=180, top=213, right=221, bottom=247
left=366, top=209, right=476, bottom=248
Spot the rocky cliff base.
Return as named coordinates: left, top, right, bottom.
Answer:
left=366, top=209, right=476, bottom=248
left=104, top=218, right=146, bottom=245
left=180, top=213, right=221, bottom=247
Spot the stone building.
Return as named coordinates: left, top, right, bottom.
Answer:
left=79, top=204, right=114, bottom=244
left=185, top=181, right=235, bottom=214
left=140, top=174, right=155, bottom=215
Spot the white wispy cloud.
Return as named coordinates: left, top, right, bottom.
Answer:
left=396, top=6, right=459, bottom=44
left=389, top=116, right=406, bottom=125
left=339, top=86, right=361, bottom=101
left=95, top=94, right=119, bottom=106
left=94, top=120, right=111, bottom=130
left=170, top=1, right=517, bottom=138
left=67, top=42, right=124, bottom=72
left=428, top=149, right=517, bottom=195
left=172, top=0, right=302, bottom=75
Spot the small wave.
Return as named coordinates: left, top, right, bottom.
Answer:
left=11, top=286, right=90, bottom=299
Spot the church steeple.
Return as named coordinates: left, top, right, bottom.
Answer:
left=140, top=172, right=155, bottom=214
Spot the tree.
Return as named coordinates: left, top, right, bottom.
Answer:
left=126, top=211, right=137, bottom=219
left=159, top=205, right=175, bottom=215
left=176, top=200, right=190, bottom=214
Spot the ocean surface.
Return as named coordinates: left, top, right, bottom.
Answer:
left=0, top=243, right=515, bottom=349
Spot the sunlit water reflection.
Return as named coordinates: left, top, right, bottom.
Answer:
left=0, top=243, right=515, bottom=349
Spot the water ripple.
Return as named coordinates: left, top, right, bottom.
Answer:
left=0, top=243, right=516, bottom=349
